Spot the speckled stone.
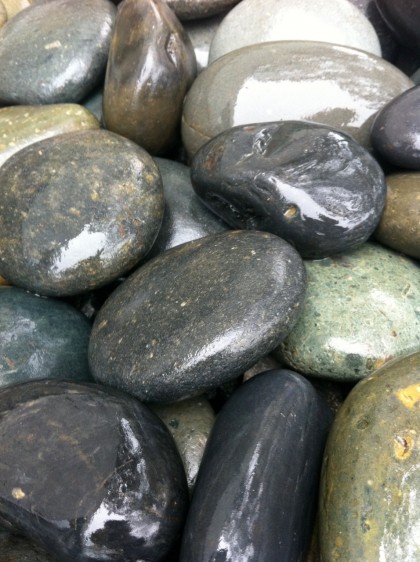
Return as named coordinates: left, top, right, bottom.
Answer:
left=184, top=12, right=225, bottom=71
left=146, top=157, right=228, bottom=259
left=89, top=230, right=306, bottom=403
left=0, top=0, right=116, bottom=105
left=276, top=243, right=420, bottom=381
left=0, top=532, right=56, bottom=562
left=163, top=0, right=239, bottom=20
left=374, top=173, right=420, bottom=259
left=103, top=0, right=196, bottom=155
left=0, top=380, right=188, bottom=561
left=375, top=0, right=420, bottom=53
left=0, top=104, right=99, bottom=169
left=0, top=129, right=164, bottom=297
left=191, top=121, right=386, bottom=258
left=0, top=1, right=7, bottom=27
left=151, top=395, right=215, bottom=494
left=182, top=41, right=414, bottom=158
left=208, top=0, right=381, bottom=64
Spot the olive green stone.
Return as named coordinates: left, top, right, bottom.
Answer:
left=319, top=352, right=420, bottom=561
left=0, top=104, right=99, bottom=169
left=374, top=173, right=420, bottom=259
left=276, top=242, right=420, bottom=381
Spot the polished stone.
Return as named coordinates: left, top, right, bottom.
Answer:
left=0, top=287, right=92, bottom=387
left=0, top=129, right=164, bottom=296
left=276, top=242, right=420, bottom=381
left=375, top=0, right=420, bottom=53
left=374, top=173, right=420, bottom=259
left=0, top=104, right=99, bottom=169
left=0, top=0, right=115, bottom=105
left=182, top=41, right=414, bottom=157
left=103, top=0, right=196, bottom=155
left=191, top=121, right=386, bottom=258
left=164, top=0, right=239, bottom=20
left=0, top=380, right=188, bottom=561
left=209, top=0, right=381, bottom=63
left=89, top=230, right=306, bottom=403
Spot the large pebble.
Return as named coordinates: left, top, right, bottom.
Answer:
left=89, top=230, right=306, bottom=403
left=0, top=129, right=164, bottom=296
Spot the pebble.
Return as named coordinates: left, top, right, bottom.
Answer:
left=163, top=0, right=239, bottom=20
left=208, top=0, right=381, bottom=64
left=374, top=173, right=420, bottom=259
left=0, top=287, right=92, bottom=387
left=191, top=121, right=386, bottom=258
left=89, top=230, right=306, bottom=403
left=276, top=242, right=420, bottom=382
left=182, top=41, right=414, bottom=157
left=0, top=380, right=188, bottom=561
left=0, top=129, right=164, bottom=296
left=0, top=0, right=116, bottom=105
left=375, top=0, right=420, bottom=53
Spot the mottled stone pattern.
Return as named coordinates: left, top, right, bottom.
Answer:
left=0, top=129, right=164, bottom=296
left=164, top=0, right=239, bottom=20
left=319, top=352, right=420, bottom=561
left=0, top=380, right=188, bottom=561
left=103, top=0, right=196, bottom=155
left=0, top=0, right=116, bottom=104
left=89, top=230, right=306, bottom=403
left=276, top=243, right=420, bottom=381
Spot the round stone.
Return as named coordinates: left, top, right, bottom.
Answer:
left=89, top=230, right=307, bottom=403
left=163, top=0, right=240, bottom=20
left=0, top=129, right=164, bottom=296
left=375, top=0, right=420, bottom=53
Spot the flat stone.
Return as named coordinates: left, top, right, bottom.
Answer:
left=0, top=129, right=164, bottom=296
left=191, top=121, right=386, bottom=258
left=375, top=0, right=420, bottom=53
left=182, top=41, right=414, bottom=157
left=374, top=173, right=420, bottom=259
left=103, top=0, right=196, bottom=155
left=163, top=0, right=239, bottom=20
left=0, top=0, right=116, bottom=105
left=0, top=104, right=99, bottom=169
left=0, top=380, right=188, bottom=561
left=0, top=532, right=56, bottom=561
left=89, top=230, right=306, bottom=403
left=209, top=0, right=381, bottom=64
left=276, top=242, right=420, bottom=382
left=371, top=85, right=420, bottom=169
left=184, top=11, right=226, bottom=71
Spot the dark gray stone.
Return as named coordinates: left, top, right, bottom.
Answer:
left=375, top=0, right=420, bottom=53
left=164, top=0, right=240, bottom=20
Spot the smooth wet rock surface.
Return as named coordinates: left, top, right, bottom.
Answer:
left=89, top=230, right=306, bottom=403
left=0, top=380, right=188, bottom=561
left=191, top=121, right=386, bottom=258
left=276, top=243, right=420, bottom=382
left=164, top=0, right=239, bottom=20
left=0, top=129, right=164, bottom=296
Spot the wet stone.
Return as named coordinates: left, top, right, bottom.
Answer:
left=89, top=230, right=306, bottom=403
left=0, top=0, right=116, bottom=105
left=0, top=129, right=164, bottom=297
left=0, top=380, right=188, bottom=561
left=163, top=0, right=239, bottom=20
left=276, top=242, right=420, bottom=382
left=375, top=0, right=420, bottom=53
left=191, top=121, right=386, bottom=258
left=0, top=532, right=56, bottom=562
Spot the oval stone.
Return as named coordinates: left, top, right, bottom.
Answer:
left=0, top=380, right=188, bottom=561
left=374, top=173, right=420, bottom=259
left=182, top=41, right=414, bottom=157
left=0, top=0, right=115, bottom=105
left=276, top=242, right=420, bottom=382
left=103, top=0, right=196, bottom=155
left=163, top=0, right=239, bottom=20
left=0, top=129, right=164, bottom=296
left=375, top=0, right=420, bottom=53
left=208, top=0, right=381, bottom=64
left=0, top=287, right=92, bottom=387
left=191, top=121, right=386, bottom=258
left=89, top=230, right=306, bottom=403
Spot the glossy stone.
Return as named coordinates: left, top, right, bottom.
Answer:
left=180, top=370, right=331, bottom=561
left=0, top=380, right=188, bottom=561
left=0, top=0, right=115, bottom=105
left=164, top=0, right=239, bottom=20
left=0, top=532, right=56, bottom=562
left=276, top=243, right=420, bottom=381
left=0, top=129, right=164, bottom=296
left=371, top=86, right=420, bottom=169
left=191, top=121, right=386, bottom=258
left=182, top=41, right=414, bottom=158
left=89, top=230, right=306, bottom=403
left=374, top=173, right=420, bottom=259
left=209, top=0, right=381, bottom=64
left=103, top=0, right=196, bottom=155
left=0, top=104, right=99, bottom=169
left=184, top=12, right=225, bottom=71
left=0, top=287, right=92, bottom=387
left=319, top=352, right=420, bottom=561
left=152, top=395, right=215, bottom=494
left=375, top=0, right=420, bottom=53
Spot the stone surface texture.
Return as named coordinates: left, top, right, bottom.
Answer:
left=164, top=0, right=239, bottom=20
